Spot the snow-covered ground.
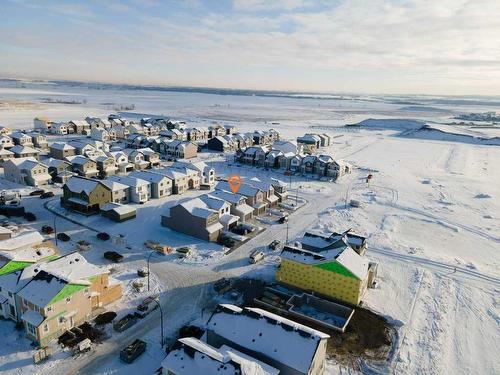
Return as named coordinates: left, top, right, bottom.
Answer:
left=0, top=82, right=499, bottom=375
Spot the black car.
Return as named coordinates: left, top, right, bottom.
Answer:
left=268, top=240, right=282, bottom=250
left=29, top=189, right=45, bottom=196
left=57, top=232, right=71, bottom=242
left=40, top=191, right=55, bottom=199
left=120, top=339, right=146, bottom=363
left=41, top=225, right=54, bottom=234
left=113, top=314, right=137, bottom=332
left=97, top=232, right=111, bottom=241
left=104, top=251, right=124, bottom=263
left=24, top=212, right=36, bottom=222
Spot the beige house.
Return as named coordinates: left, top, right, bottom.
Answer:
left=137, top=148, right=160, bottom=167
left=61, top=176, right=112, bottom=214
left=108, top=151, right=134, bottom=173
left=4, top=158, right=51, bottom=187
left=129, top=170, right=172, bottom=198
left=107, top=175, right=151, bottom=204
left=123, top=149, right=150, bottom=170
left=92, top=155, right=118, bottom=177
left=50, top=142, right=76, bottom=159
left=15, top=253, right=122, bottom=346
left=67, top=120, right=90, bottom=134
left=10, top=145, right=40, bottom=160
left=216, top=180, right=266, bottom=215
left=45, top=158, right=73, bottom=183
left=161, top=140, right=198, bottom=159
left=0, top=135, right=14, bottom=149
left=28, top=133, right=48, bottom=150
left=101, top=180, right=130, bottom=204
left=0, top=149, right=14, bottom=165
left=66, top=155, right=99, bottom=178
left=172, top=161, right=215, bottom=189
left=0, top=125, right=12, bottom=136
left=50, top=122, right=68, bottom=135
left=11, top=132, right=34, bottom=147
left=161, top=198, right=223, bottom=242
left=158, top=169, right=189, bottom=195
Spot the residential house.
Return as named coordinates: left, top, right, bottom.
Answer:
left=28, top=133, right=48, bottom=151
left=206, top=304, right=330, bottom=375
left=276, top=242, right=371, bottom=305
left=11, top=132, right=34, bottom=147
left=61, top=176, right=112, bottom=214
left=0, top=135, right=14, bottom=149
left=157, top=169, right=188, bottom=195
left=129, top=171, right=172, bottom=199
left=123, top=149, right=150, bottom=170
left=67, top=120, right=91, bottom=134
left=137, top=148, right=160, bottom=167
left=113, top=125, right=130, bottom=139
left=216, top=180, right=266, bottom=214
left=10, top=145, right=40, bottom=160
left=4, top=158, right=51, bottom=187
left=270, top=178, right=288, bottom=202
left=161, top=140, right=198, bottom=159
left=92, top=155, right=118, bottom=178
left=233, top=133, right=253, bottom=149
left=326, top=160, right=351, bottom=180
left=208, top=124, right=226, bottom=138
left=68, top=141, right=96, bottom=156
left=272, top=140, right=302, bottom=154
left=224, top=124, right=236, bottom=135
left=0, top=149, right=14, bottom=165
left=161, top=198, right=223, bottom=242
left=241, top=145, right=269, bottom=166
left=289, top=154, right=303, bottom=172
left=200, top=194, right=239, bottom=230
left=264, top=149, right=283, bottom=168
left=162, top=337, right=279, bottom=375
left=85, top=117, right=111, bottom=129
left=49, top=142, right=76, bottom=160
left=107, top=175, right=151, bottom=204
left=108, top=151, right=133, bottom=173
left=50, top=122, right=68, bottom=135
left=317, top=134, right=331, bottom=147
left=66, top=155, right=99, bottom=178
left=91, top=128, right=115, bottom=142
left=101, top=180, right=130, bottom=204
left=126, top=123, right=143, bottom=135
left=301, top=155, right=317, bottom=174
left=248, top=178, right=279, bottom=207
left=172, top=161, right=215, bottom=189
left=161, top=128, right=185, bottom=141
left=100, top=203, right=136, bottom=222
left=33, top=118, right=52, bottom=133
left=0, top=125, right=12, bottom=136
left=45, top=158, right=73, bottom=183
left=297, top=134, right=322, bottom=152
left=301, top=230, right=368, bottom=256
left=209, top=190, right=254, bottom=222
left=207, top=135, right=235, bottom=152
left=313, top=155, right=334, bottom=175
left=15, top=253, right=121, bottom=346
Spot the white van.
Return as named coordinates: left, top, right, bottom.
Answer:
left=249, top=250, right=265, bottom=264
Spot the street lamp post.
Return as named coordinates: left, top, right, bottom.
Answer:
left=147, top=250, right=156, bottom=292
left=152, top=298, right=164, bottom=347
left=53, top=215, right=58, bottom=245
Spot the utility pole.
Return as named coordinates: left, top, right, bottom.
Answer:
left=53, top=215, right=58, bottom=245
left=147, top=250, right=156, bottom=292
left=152, top=298, right=164, bottom=347
left=286, top=221, right=289, bottom=244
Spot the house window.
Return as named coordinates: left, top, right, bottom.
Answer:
left=66, top=297, right=71, bottom=303
left=43, top=323, right=49, bottom=333
left=8, top=292, right=13, bottom=298
left=26, top=323, right=36, bottom=336
left=9, top=305, right=15, bottom=316
left=58, top=316, right=64, bottom=325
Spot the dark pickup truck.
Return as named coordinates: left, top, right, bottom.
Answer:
left=120, top=339, right=147, bottom=363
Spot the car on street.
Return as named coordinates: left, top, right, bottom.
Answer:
left=137, top=267, right=149, bottom=277
left=120, top=339, right=146, bottom=364
left=97, top=232, right=111, bottom=241
left=104, top=251, right=124, bottom=263
left=268, top=240, right=282, bottom=250
left=135, top=296, right=159, bottom=318
left=24, top=212, right=36, bottom=222
left=29, top=189, right=45, bottom=196
left=41, top=225, right=54, bottom=234
left=56, top=232, right=71, bottom=242
left=249, top=250, right=265, bottom=264
left=40, top=191, right=54, bottom=199
left=113, top=314, right=137, bottom=332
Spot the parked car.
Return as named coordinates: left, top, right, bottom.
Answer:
left=104, top=251, right=123, bottom=263
left=7, top=199, right=20, bottom=206
left=56, top=232, right=71, bottom=242
left=29, top=189, right=45, bottom=196
left=249, top=250, right=265, bottom=264
left=41, top=225, right=54, bottom=234
left=277, top=215, right=288, bottom=224
left=24, top=212, right=36, bottom=222
left=97, top=232, right=111, bottom=241
left=219, top=235, right=235, bottom=248
left=120, top=339, right=146, bottom=364
left=137, top=267, right=149, bottom=278
left=176, top=247, right=192, bottom=258
left=113, top=314, right=138, bottom=332
left=213, top=278, right=231, bottom=294
left=268, top=240, right=281, bottom=250
left=136, top=296, right=159, bottom=318
left=40, top=191, right=54, bottom=199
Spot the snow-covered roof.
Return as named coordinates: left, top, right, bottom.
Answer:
left=44, top=158, right=71, bottom=168
left=0, top=242, right=57, bottom=263
left=50, top=142, right=75, bottom=151
left=21, top=309, right=44, bottom=327
left=158, top=168, right=187, bottom=180
left=0, top=149, right=13, bottom=156
left=66, top=155, right=94, bottom=166
left=216, top=181, right=261, bottom=197
left=209, top=190, right=246, bottom=205
left=179, top=198, right=218, bottom=219
left=335, top=246, right=369, bottom=280
left=208, top=304, right=329, bottom=374
left=163, top=337, right=279, bottom=375
left=108, top=175, right=150, bottom=188
left=219, top=213, right=239, bottom=226
left=129, top=170, right=168, bottom=184
left=101, top=180, right=129, bottom=192
left=207, top=222, right=223, bottom=233
left=10, top=145, right=39, bottom=154
left=0, top=231, right=44, bottom=252
left=6, top=157, right=45, bottom=170
left=64, top=176, right=102, bottom=194
left=199, top=194, right=229, bottom=211
left=101, top=203, right=136, bottom=215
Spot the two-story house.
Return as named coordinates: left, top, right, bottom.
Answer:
left=61, top=176, right=112, bottom=214
left=107, top=175, right=151, bottom=204
left=66, top=155, right=99, bottom=178
left=3, top=158, right=51, bottom=187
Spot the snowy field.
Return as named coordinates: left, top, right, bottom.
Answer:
left=0, top=81, right=499, bottom=375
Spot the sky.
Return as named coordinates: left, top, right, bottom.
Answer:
left=1, top=0, right=500, bottom=95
